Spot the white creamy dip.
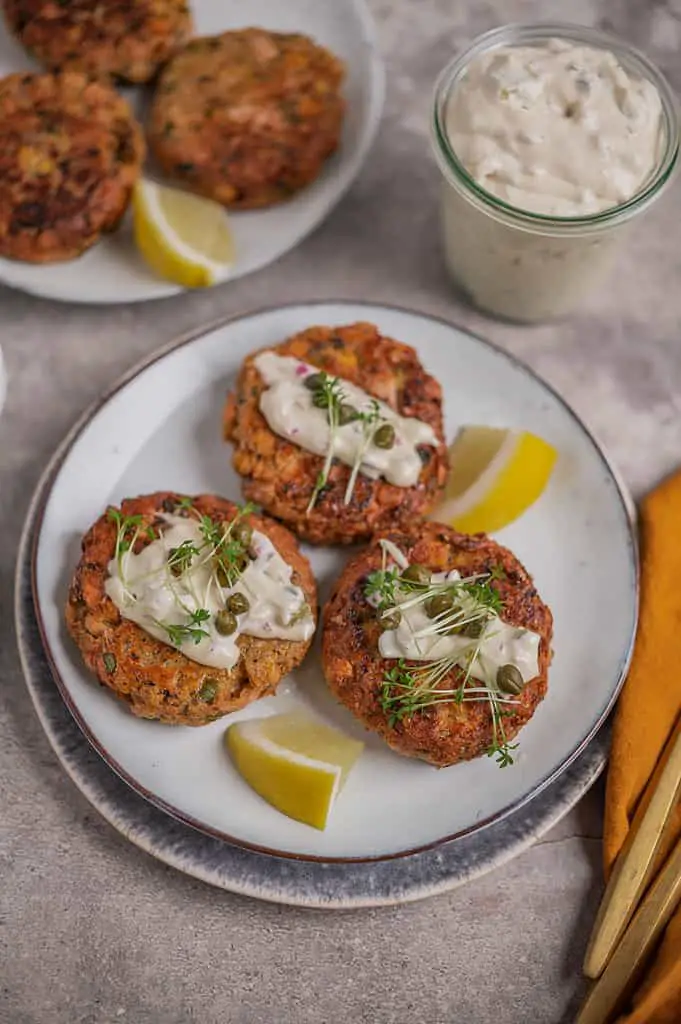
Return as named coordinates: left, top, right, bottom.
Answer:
left=376, top=557, right=540, bottom=689
left=105, top=514, right=314, bottom=670
left=254, top=351, right=438, bottom=489
left=446, top=38, right=663, bottom=216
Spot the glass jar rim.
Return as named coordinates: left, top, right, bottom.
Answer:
left=431, top=21, right=681, bottom=229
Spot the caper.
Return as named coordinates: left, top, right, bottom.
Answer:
left=425, top=592, right=454, bottom=619
left=373, top=423, right=396, bottom=449
left=216, top=563, right=230, bottom=588
left=496, top=664, right=524, bottom=695
left=215, top=610, right=238, bottom=636
left=103, top=652, right=116, bottom=674
left=168, top=548, right=183, bottom=577
left=312, top=390, right=330, bottom=409
left=401, top=563, right=431, bottom=586
left=303, top=372, right=325, bottom=391
left=378, top=605, right=401, bottom=630
left=462, top=618, right=486, bottom=639
left=232, top=520, right=252, bottom=547
left=198, top=678, right=218, bottom=703
left=226, top=592, right=250, bottom=615
left=338, top=403, right=359, bottom=425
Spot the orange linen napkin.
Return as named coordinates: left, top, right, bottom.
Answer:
left=603, top=471, right=681, bottom=1023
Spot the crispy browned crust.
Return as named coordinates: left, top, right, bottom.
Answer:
left=148, top=27, right=345, bottom=209
left=322, top=522, right=553, bottom=767
left=3, top=0, right=193, bottom=83
left=0, top=71, right=144, bottom=262
left=65, top=492, right=318, bottom=726
left=223, top=322, right=449, bottom=546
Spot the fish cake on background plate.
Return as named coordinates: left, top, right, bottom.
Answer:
left=0, top=71, right=144, bottom=262
left=65, top=492, right=317, bottom=726
left=148, top=27, right=345, bottom=208
left=223, top=322, right=449, bottom=545
left=2, top=0, right=193, bottom=83
left=322, top=521, right=553, bottom=767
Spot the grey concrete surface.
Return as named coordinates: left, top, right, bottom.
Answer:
left=2, top=1, right=681, bottom=1022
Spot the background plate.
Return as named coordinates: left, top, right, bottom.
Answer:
left=0, top=0, right=384, bottom=303
left=17, top=438, right=612, bottom=907
left=29, top=302, right=638, bottom=861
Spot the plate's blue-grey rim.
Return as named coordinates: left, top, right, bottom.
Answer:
left=20, top=304, right=639, bottom=878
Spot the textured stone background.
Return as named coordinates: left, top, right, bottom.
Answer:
left=2, top=1, right=680, bottom=1022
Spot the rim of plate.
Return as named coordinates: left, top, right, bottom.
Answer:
left=28, top=301, right=639, bottom=863
left=0, top=0, right=385, bottom=305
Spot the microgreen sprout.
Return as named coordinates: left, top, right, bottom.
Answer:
left=157, top=607, right=211, bottom=647
left=306, top=372, right=346, bottom=513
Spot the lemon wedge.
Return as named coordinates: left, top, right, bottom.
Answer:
left=132, top=179, right=235, bottom=288
left=431, top=426, right=558, bottom=534
left=226, top=712, right=364, bottom=830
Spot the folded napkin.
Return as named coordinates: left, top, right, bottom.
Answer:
left=603, top=471, right=681, bottom=1023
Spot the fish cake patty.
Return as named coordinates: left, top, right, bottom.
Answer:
left=65, top=492, right=318, bottom=726
left=148, top=27, right=345, bottom=208
left=3, top=0, right=193, bottom=83
left=223, top=322, right=448, bottom=546
left=322, top=522, right=553, bottom=767
left=0, top=71, right=144, bottom=262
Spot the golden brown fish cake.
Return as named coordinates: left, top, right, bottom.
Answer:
left=0, top=71, right=144, bottom=262
left=148, top=27, right=345, bottom=208
left=223, top=322, right=448, bottom=546
left=3, top=0, right=193, bottom=83
left=65, top=492, right=317, bottom=726
left=322, top=522, right=553, bottom=767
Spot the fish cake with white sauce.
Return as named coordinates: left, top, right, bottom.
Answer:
left=65, top=492, right=317, bottom=725
left=223, top=322, right=449, bottom=545
left=322, top=521, right=553, bottom=767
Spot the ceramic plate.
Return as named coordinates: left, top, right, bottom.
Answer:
left=31, top=302, right=638, bottom=861
left=17, top=481, right=611, bottom=908
left=0, top=1, right=383, bottom=304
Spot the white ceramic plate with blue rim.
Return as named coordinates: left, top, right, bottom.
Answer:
left=30, top=302, right=638, bottom=862
left=0, top=0, right=384, bottom=304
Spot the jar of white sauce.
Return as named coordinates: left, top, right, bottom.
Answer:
left=431, top=24, right=680, bottom=322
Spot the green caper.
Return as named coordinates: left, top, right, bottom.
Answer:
left=373, top=423, right=396, bottom=449
left=303, top=372, right=325, bottom=391
left=168, top=548, right=182, bottom=577
left=496, top=664, right=524, bottom=695
left=215, top=610, right=238, bottom=636
left=232, top=520, right=252, bottom=547
left=338, top=403, right=359, bottom=425
left=227, top=592, right=250, bottom=615
left=198, top=678, right=218, bottom=703
left=216, top=563, right=230, bottom=588
left=425, top=592, right=454, bottom=619
left=378, top=605, right=401, bottom=630
left=462, top=618, right=487, bottom=639
left=401, top=563, right=431, bottom=587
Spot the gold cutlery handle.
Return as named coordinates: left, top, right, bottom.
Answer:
left=577, top=835, right=681, bottom=1024
left=583, top=723, right=681, bottom=978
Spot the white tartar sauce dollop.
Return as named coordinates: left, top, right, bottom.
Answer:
left=105, top=514, right=314, bottom=670
left=254, top=351, right=438, bottom=489
left=446, top=37, right=663, bottom=216
left=378, top=563, right=540, bottom=688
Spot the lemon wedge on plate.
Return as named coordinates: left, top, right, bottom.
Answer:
left=226, top=712, right=364, bottom=830
left=132, top=179, right=235, bottom=288
left=431, top=426, right=557, bottom=534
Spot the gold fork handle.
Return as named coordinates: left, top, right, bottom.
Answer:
left=577, top=836, right=681, bottom=1024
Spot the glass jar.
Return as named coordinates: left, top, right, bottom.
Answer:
left=431, top=23, right=680, bottom=322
